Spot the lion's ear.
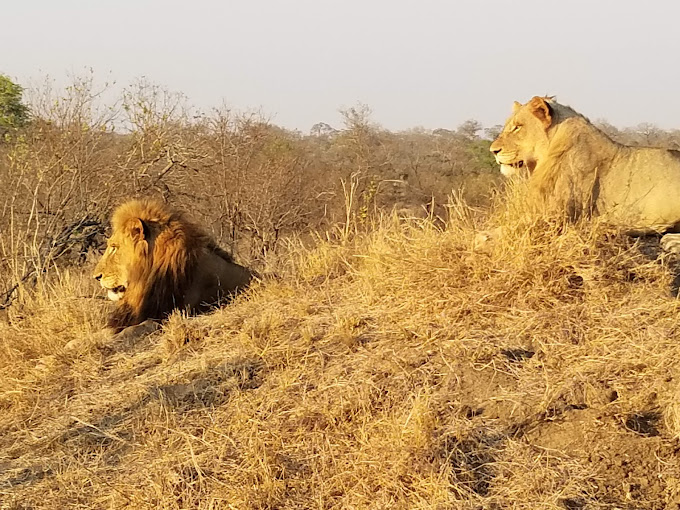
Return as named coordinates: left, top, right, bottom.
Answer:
left=528, top=96, right=552, bottom=129
left=128, top=218, right=149, bottom=242
left=512, top=101, right=522, bottom=113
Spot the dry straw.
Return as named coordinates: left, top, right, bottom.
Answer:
left=2, top=191, right=680, bottom=508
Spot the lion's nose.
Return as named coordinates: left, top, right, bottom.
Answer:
left=490, top=146, right=501, bottom=155
left=93, top=273, right=102, bottom=281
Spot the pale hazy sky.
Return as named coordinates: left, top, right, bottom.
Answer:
left=3, top=0, right=680, bottom=131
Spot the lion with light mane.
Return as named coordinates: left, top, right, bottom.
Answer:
left=490, top=96, right=680, bottom=251
left=93, top=199, right=253, bottom=335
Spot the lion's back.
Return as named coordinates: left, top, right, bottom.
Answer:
left=184, top=248, right=253, bottom=311
left=599, top=146, right=680, bottom=233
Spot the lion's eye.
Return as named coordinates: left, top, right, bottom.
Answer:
left=512, top=125, right=522, bottom=133
left=109, top=246, right=117, bottom=254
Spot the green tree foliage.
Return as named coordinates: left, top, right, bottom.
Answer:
left=0, top=74, right=29, bottom=135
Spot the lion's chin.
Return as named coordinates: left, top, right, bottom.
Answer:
left=107, top=288, right=125, bottom=301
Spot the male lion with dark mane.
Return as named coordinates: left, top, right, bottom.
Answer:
left=490, top=96, right=680, bottom=250
left=93, top=199, right=253, bottom=336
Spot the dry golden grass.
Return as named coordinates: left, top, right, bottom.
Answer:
left=2, top=199, right=680, bottom=509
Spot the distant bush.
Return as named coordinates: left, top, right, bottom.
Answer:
left=7, top=73, right=680, bottom=306
left=0, top=74, right=29, bottom=137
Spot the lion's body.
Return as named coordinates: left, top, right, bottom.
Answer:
left=593, top=145, right=680, bottom=233
left=490, top=97, right=680, bottom=235
left=93, top=199, right=252, bottom=332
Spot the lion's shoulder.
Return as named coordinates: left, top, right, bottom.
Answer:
left=206, top=240, right=235, bottom=264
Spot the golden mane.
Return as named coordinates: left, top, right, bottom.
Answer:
left=527, top=113, right=619, bottom=220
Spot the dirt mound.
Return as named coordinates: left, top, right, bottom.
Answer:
left=2, top=216, right=680, bottom=508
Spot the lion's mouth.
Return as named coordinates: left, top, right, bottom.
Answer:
left=107, top=285, right=126, bottom=301
left=499, top=160, right=524, bottom=177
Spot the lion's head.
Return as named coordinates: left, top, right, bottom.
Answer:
left=93, top=199, right=211, bottom=331
left=93, top=220, right=140, bottom=302
left=490, top=96, right=562, bottom=177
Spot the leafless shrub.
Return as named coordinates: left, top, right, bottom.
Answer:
left=0, top=72, right=120, bottom=307
left=0, top=73, right=503, bottom=304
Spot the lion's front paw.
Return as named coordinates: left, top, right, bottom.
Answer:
left=114, top=319, right=161, bottom=343
left=661, top=233, right=680, bottom=255
left=473, top=227, right=503, bottom=253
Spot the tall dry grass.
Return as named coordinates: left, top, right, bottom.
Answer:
left=2, top=189, right=680, bottom=508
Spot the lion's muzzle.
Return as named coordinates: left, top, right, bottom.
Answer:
left=491, top=148, right=524, bottom=177
left=94, top=271, right=127, bottom=301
